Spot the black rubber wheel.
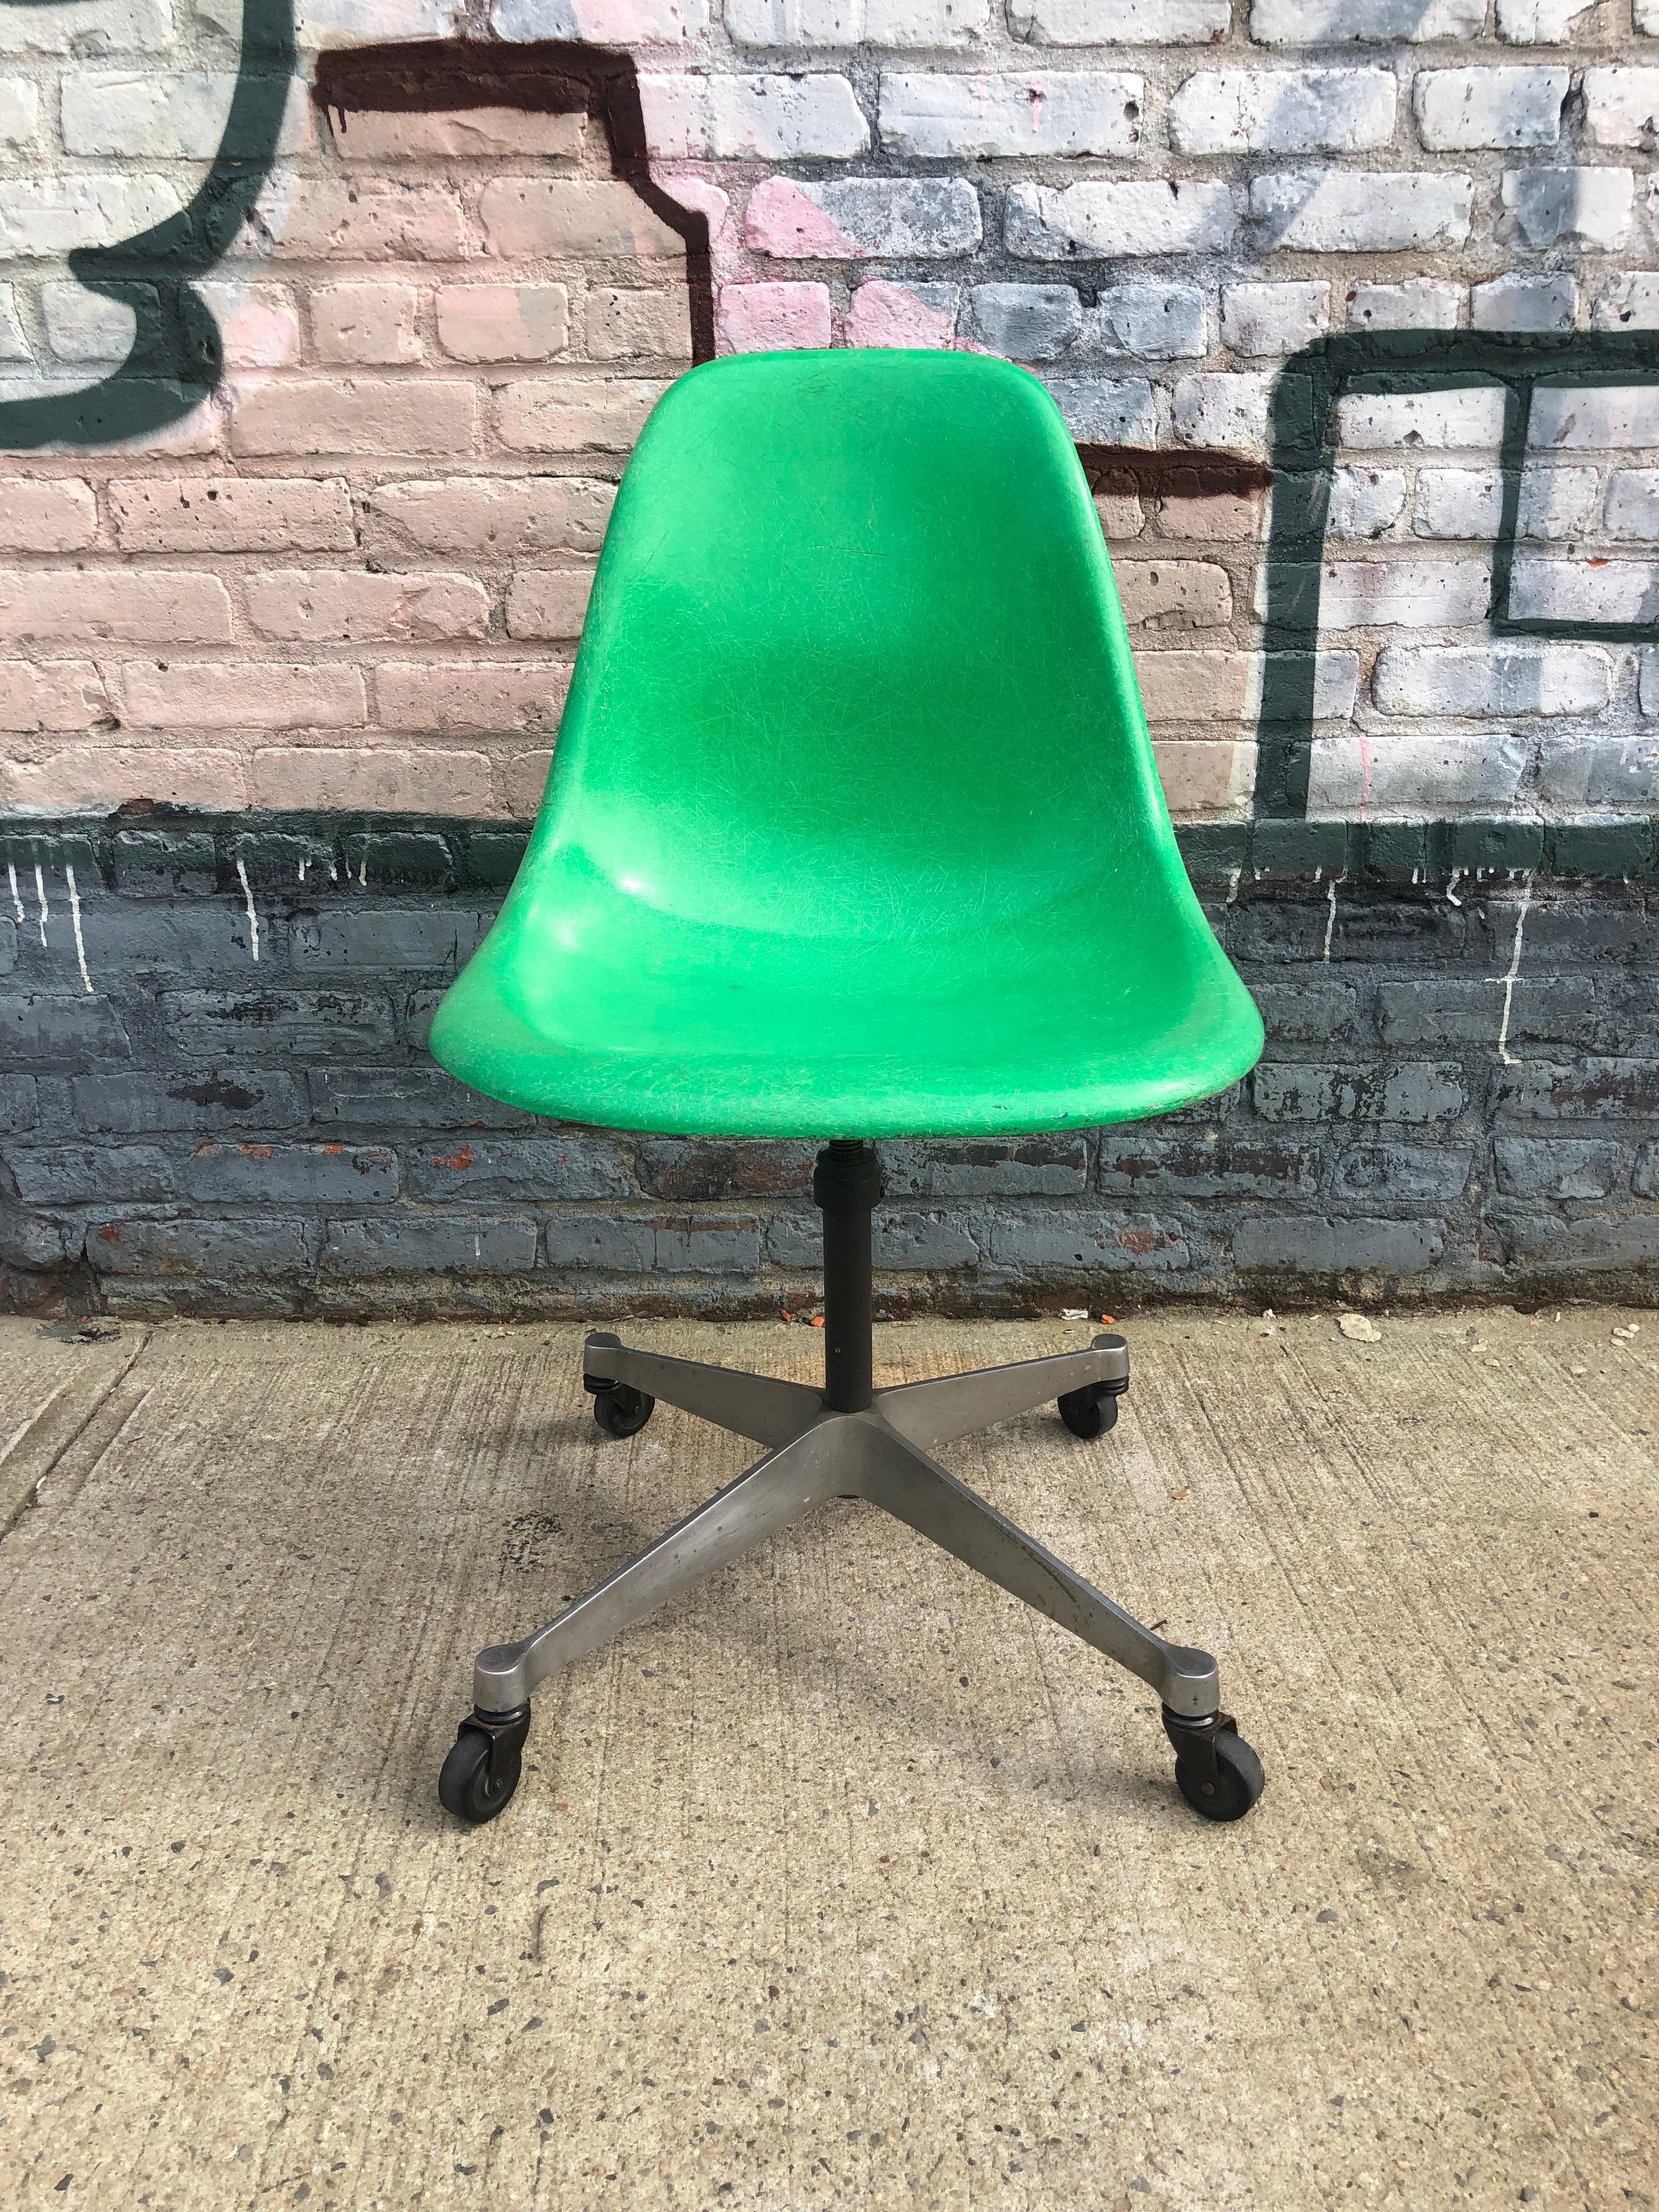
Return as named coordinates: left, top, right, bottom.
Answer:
left=438, top=1723, right=523, bottom=1825
left=1175, top=1729, right=1265, bottom=1824
left=1058, top=1384, right=1118, bottom=1439
left=592, top=1383, right=654, bottom=1438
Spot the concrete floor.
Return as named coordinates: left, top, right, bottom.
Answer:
left=0, top=1307, right=1654, bottom=2211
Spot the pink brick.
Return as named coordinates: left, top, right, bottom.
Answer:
left=228, top=379, right=479, bottom=459
left=742, top=177, right=866, bottom=259
left=436, top=283, right=569, bottom=363
left=506, top=568, right=596, bottom=640
left=845, top=281, right=954, bottom=349
left=585, top=286, right=693, bottom=360
left=121, top=661, right=368, bottom=730
left=717, top=282, right=833, bottom=352
left=0, top=477, right=97, bottom=552
left=249, top=746, right=496, bottom=815
left=1149, top=739, right=1246, bottom=819
left=245, top=571, right=491, bottom=642
left=376, top=662, right=571, bottom=735
left=496, top=379, right=665, bottom=454
left=274, top=183, right=467, bottom=261
left=0, top=746, right=247, bottom=814
left=479, top=178, right=684, bottom=260
left=503, top=748, right=554, bottom=819
left=328, top=106, right=586, bottom=162
left=369, top=476, right=616, bottom=557
left=312, top=281, right=423, bottom=365
left=0, top=658, right=112, bottom=731
left=195, top=282, right=300, bottom=369
left=111, top=477, right=354, bottom=553
left=0, top=570, right=232, bottom=642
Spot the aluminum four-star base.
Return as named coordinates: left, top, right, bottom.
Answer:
left=438, top=1143, right=1265, bottom=1830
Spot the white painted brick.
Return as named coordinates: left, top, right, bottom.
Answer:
left=195, top=282, right=301, bottom=370
left=0, top=283, right=26, bottom=363
left=1373, top=643, right=1611, bottom=717
left=1583, top=70, right=1659, bottom=148
left=1414, top=69, right=1566, bottom=152
left=745, top=177, right=981, bottom=257
left=436, top=284, right=570, bottom=363
left=1009, top=0, right=1229, bottom=40
left=1221, top=280, right=1329, bottom=354
left=0, top=571, right=232, bottom=642
left=41, top=284, right=138, bottom=364
left=1338, top=387, right=1506, bottom=450
left=0, top=77, right=38, bottom=148
left=726, top=0, right=987, bottom=45
left=879, top=72, right=1141, bottom=157
left=1470, top=272, right=1576, bottom=334
left=1328, top=466, right=1407, bottom=538
left=505, top=568, right=596, bottom=640
left=1249, top=171, right=1472, bottom=252
left=266, top=182, right=468, bottom=262
left=1529, top=387, right=1659, bottom=450
left=1413, top=469, right=1501, bottom=541
left=229, top=380, right=478, bottom=460
left=1307, top=731, right=1528, bottom=816
left=0, top=478, right=97, bottom=553
left=1173, top=372, right=1271, bottom=455
left=1638, top=0, right=1659, bottom=31
left=1509, top=557, right=1659, bottom=626
left=490, top=0, right=709, bottom=40
left=249, top=747, right=493, bottom=817
left=1518, top=466, right=1600, bottom=541
left=121, top=661, right=368, bottom=731
left=1500, top=168, right=1633, bottom=251
left=1006, top=179, right=1235, bottom=259
left=370, top=478, right=615, bottom=558
left=1345, top=278, right=1462, bottom=330
left=221, top=0, right=464, bottom=37
left=1251, top=0, right=1483, bottom=41
left=1169, top=69, right=1393, bottom=155
left=1287, top=559, right=1493, bottom=628
left=245, top=573, right=492, bottom=644
left=61, top=72, right=308, bottom=159
left=963, top=283, right=1082, bottom=359
left=0, top=177, right=180, bottom=257
left=375, top=662, right=570, bottom=736
left=641, top=73, right=869, bottom=160
left=1606, top=472, right=1659, bottom=541
left=312, top=281, right=422, bottom=366
left=2, top=748, right=246, bottom=816
left=1085, top=283, right=1207, bottom=360
left=1496, top=0, right=1596, bottom=37
left=1594, top=273, right=1659, bottom=330
left=1037, top=379, right=1159, bottom=443
left=0, top=0, right=171, bottom=54
left=586, top=287, right=694, bottom=362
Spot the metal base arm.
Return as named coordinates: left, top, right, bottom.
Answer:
left=471, top=1331, right=1221, bottom=1722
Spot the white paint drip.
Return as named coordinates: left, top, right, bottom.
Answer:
left=236, top=856, right=261, bottom=962
left=1495, top=872, right=1534, bottom=1069
left=1444, top=869, right=1463, bottom=909
left=64, top=864, right=92, bottom=995
left=1322, top=874, right=1344, bottom=961
left=298, top=858, right=308, bottom=883
left=1224, top=865, right=1241, bottom=906
left=7, top=861, right=21, bottom=925
left=33, top=862, right=48, bottom=945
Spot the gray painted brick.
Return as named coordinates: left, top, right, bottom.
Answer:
left=307, top=1068, right=534, bottom=1130
left=1250, top=979, right=1362, bottom=1044
left=323, top=1215, right=538, bottom=1274
left=1494, top=1211, right=1659, bottom=1271
left=75, top=901, right=266, bottom=975
left=70, top=1069, right=308, bottom=1133
left=544, top=1216, right=660, bottom=1272
left=873, top=1209, right=980, bottom=1268
left=2, top=992, right=130, bottom=1069
left=765, top=1214, right=822, bottom=1271
left=1493, top=1136, right=1626, bottom=1199
left=0, top=1075, right=36, bottom=1134
left=1251, top=1063, right=1468, bottom=1123
left=985, top=1210, right=1190, bottom=1272
left=0, top=915, right=15, bottom=974
left=2, top=1204, right=75, bottom=1269
left=1377, top=977, right=1596, bottom=1047
left=1634, top=1143, right=1659, bottom=1198
left=87, top=1215, right=315, bottom=1275
left=880, top=1138, right=1088, bottom=1198
left=634, top=1138, right=813, bottom=1201
left=1497, top=1059, right=1659, bottom=1120
left=291, top=910, right=493, bottom=969
left=161, top=989, right=398, bottom=1062
left=405, top=1136, right=631, bottom=1203
left=1330, top=1143, right=1473, bottom=1205
left=7, top=1143, right=177, bottom=1203
left=1097, top=1132, right=1321, bottom=1198
left=653, top=1219, right=763, bottom=1273
left=1231, top=1216, right=1444, bottom=1274
left=184, top=1142, right=400, bottom=1204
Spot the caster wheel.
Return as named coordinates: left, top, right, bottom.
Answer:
left=592, top=1383, right=654, bottom=1438
left=438, top=1708, right=530, bottom=1825
left=1058, top=1383, right=1118, bottom=1439
left=1175, top=1729, right=1265, bottom=1824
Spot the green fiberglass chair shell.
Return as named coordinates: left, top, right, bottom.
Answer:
left=431, top=349, right=1267, bottom=1830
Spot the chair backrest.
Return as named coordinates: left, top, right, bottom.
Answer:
left=530, top=348, right=1182, bottom=944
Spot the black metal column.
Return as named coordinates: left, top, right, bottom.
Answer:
left=811, top=1139, right=882, bottom=1413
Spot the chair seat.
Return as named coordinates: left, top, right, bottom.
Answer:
left=429, top=844, right=1262, bottom=1138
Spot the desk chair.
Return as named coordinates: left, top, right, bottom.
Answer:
left=430, top=350, right=1267, bottom=1829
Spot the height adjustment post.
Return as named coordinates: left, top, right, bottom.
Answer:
left=811, top=1139, right=883, bottom=1413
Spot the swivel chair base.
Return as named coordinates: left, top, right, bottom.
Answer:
left=438, top=1144, right=1264, bottom=1831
